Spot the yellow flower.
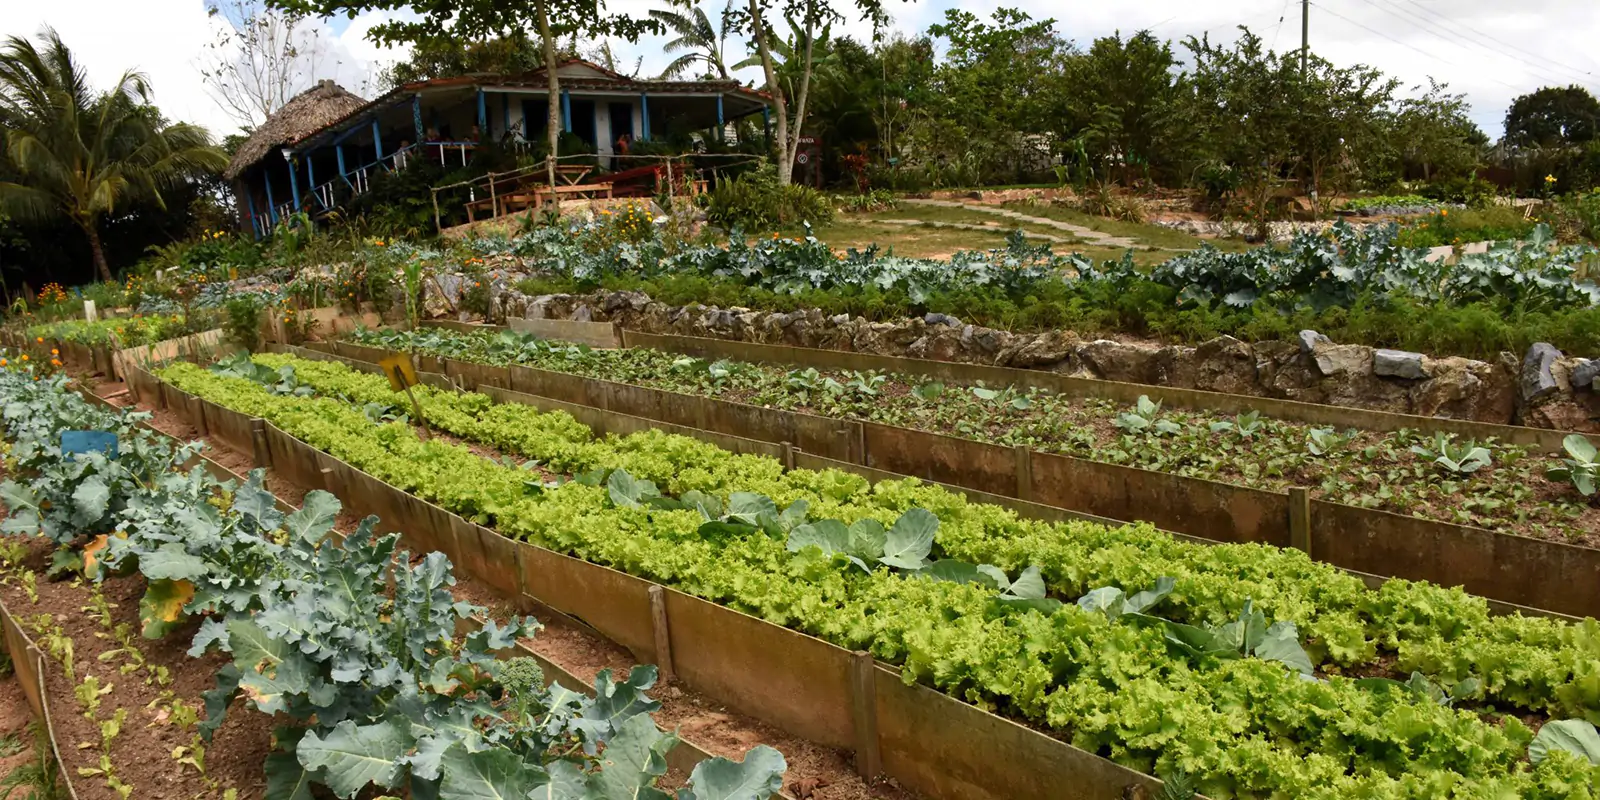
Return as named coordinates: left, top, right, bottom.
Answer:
left=34, top=337, right=42, bottom=343
left=50, top=348, right=57, bottom=355
left=1546, top=174, right=1558, bottom=184
left=1440, top=209, right=1447, bottom=217
left=20, top=355, right=28, bottom=362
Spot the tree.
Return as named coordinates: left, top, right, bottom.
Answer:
left=274, top=0, right=658, bottom=195
left=381, top=33, right=547, bottom=88
left=1504, top=85, right=1600, bottom=150
left=1388, top=80, right=1485, bottom=183
left=732, top=0, right=900, bottom=185
left=200, top=0, right=334, bottom=131
left=652, top=1, right=733, bottom=79
left=1065, top=30, right=1180, bottom=184
left=0, top=29, right=227, bottom=281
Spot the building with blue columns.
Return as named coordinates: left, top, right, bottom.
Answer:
left=224, top=61, right=770, bottom=237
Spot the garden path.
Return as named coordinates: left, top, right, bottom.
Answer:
left=901, top=198, right=1145, bottom=248
left=870, top=218, right=1079, bottom=245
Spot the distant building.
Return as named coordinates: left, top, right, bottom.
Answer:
left=225, top=61, right=771, bottom=236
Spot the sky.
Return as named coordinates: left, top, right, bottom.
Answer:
left=3, top=0, right=1599, bottom=142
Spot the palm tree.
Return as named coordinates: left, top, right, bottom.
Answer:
left=651, top=2, right=732, bottom=80
left=0, top=29, right=226, bottom=281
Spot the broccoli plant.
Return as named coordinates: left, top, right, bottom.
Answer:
left=1548, top=434, right=1600, bottom=499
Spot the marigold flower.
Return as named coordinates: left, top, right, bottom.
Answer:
left=20, top=355, right=28, bottom=361
left=34, top=337, right=42, bottom=343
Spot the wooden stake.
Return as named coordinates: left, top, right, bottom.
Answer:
left=190, top=396, right=208, bottom=437
left=250, top=419, right=270, bottom=468
left=648, top=585, right=675, bottom=683
left=1015, top=444, right=1033, bottom=502
left=849, top=651, right=882, bottom=781
left=1288, top=487, right=1312, bottom=556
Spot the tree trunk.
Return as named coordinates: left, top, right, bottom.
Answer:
left=747, top=0, right=791, bottom=184
left=85, top=219, right=112, bottom=283
left=538, top=0, right=561, bottom=210
left=786, top=6, right=818, bottom=186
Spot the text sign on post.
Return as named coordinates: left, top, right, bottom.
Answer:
left=61, top=430, right=118, bottom=460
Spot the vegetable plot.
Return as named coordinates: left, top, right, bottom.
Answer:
left=159, top=353, right=1600, bottom=799
left=0, top=367, right=786, bottom=800
left=344, top=326, right=1600, bottom=544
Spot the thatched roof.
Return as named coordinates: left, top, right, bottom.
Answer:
left=224, top=80, right=368, bottom=180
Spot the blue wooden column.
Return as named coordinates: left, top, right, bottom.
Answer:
left=244, top=191, right=260, bottom=239
left=476, top=88, right=487, bottom=132
left=640, top=93, right=651, bottom=140
left=412, top=94, right=424, bottom=143
left=561, top=88, right=572, bottom=132
left=336, top=144, right=349, bottom=186
left=286, top=154, right=302, bottom=212
left=264, top=171, right=277, bottom=224
left=372, top=120, right=384, bottom=161
left=716, top=95, right=725, bottom=140
left=306, top=152, right=316, bottom=194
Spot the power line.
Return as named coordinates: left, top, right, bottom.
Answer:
left=1394, top=0, right=1599, bottom=84
left=1267, top=0, right=1293, bottom=51
left=1308, top=2, right=1521, bottom=90
left=1346, top=0, right=1594, bottom=91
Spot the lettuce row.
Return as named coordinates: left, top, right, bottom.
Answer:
left=247, top=354, right=1600, bottom=718
left=161, top=358, right=1600, bottom=798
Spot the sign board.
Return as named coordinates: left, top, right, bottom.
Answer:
left=379, top=353, right=418, bottom=393
left=84, top=300, right=97, bottom=323
left=61, top=430, right=118, bottom=460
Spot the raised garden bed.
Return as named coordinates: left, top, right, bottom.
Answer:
left=0, top=369, right=789, bottom=800
left=134, top=352, right=1600, bottom=799
left=312, top=326, right=1600, bottom=619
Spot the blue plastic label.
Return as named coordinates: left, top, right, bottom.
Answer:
left=61, top=430, right=118, bottom=460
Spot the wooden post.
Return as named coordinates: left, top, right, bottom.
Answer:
left=1288, top=487, right=1312, bottom=556
left=648, top=585, right=675, bottom=683
left=190, top=396, right=208, bottom=437
left=432, top=189, right=442, bottom=235
left=250, top=419, right=271, bottom=469
left=781, top=441, right=796, bottom=472
left=849, top=651, right=882, bottom=781
left=1015, top=444, right=1033, bottom=502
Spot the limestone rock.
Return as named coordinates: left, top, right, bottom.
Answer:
left=924, top=312, right=961, bottom=327
left=1192, top=336, right=1258, bottom=395
left=1298, top=329, right=1330, bottom=355
left=1373, top=349, right=1427, bottom=380
left=1312, top=343, right=1371, bottom=377
left=1573, top=359, right=1600, bottom=390
left=1521, top=343, right=1562, bottom=402
left=1002, top=330, right=1079, bottom=369
left=1078, top=339, right=1167, bottom=385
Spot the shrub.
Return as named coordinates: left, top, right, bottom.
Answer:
left=705, top=166, right=835, bottom=231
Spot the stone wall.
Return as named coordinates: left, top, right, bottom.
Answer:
left=487, top=287, right=1600, bottom=431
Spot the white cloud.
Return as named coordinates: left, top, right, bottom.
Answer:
left=6, top=0, right=1599, bottom=141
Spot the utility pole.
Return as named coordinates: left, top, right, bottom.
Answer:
left=1300, top=0, right=1309, bottom=74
